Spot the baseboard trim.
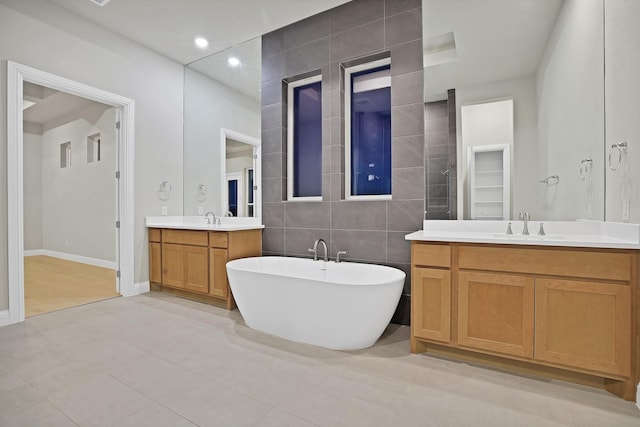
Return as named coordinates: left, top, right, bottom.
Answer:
left=121, top=281, right=150, bottom=297
left=24, top=249, right=116, bottom=270
left=637, top=383, right=640, bottom=409
left=0, top=310, right=10, bottom=327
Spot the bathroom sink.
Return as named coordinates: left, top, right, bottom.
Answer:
left=491, top=233, right=566, bottom=240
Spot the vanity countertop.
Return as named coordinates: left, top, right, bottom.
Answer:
left=146, top=216, right=264, bottom=231
left=405, top=220, right=640, bottom=250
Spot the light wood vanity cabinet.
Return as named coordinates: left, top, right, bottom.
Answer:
left=148, top=228, right=261, bottom=309
left=411, top=241, right=639, bottom=401
left=534, top=278, right=631, bottom=377
left=148, top=229, right=162, bottom=284
left=457, top=271, right=534, bottom=358
left=411, top=243, right=452, bottom=346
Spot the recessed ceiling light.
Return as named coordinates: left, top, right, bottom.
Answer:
left=228, top=57, right=240, bottom=67
left=194, top=37, right=209, bottom=49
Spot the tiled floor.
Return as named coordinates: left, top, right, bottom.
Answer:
left=1, top=292, right=639, bottom=426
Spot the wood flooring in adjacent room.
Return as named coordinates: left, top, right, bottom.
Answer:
left=24, top=255, right=119, bottom=317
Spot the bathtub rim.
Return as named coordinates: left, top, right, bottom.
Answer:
left=226, top=256, right=406, bottom=287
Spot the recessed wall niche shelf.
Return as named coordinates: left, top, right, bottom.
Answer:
left=60, top=141, right=71, bottom=168
left=87, top=133, right=101, bottom=163
left=469, top=144, right=510, bottom=220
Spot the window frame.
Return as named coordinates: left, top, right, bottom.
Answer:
left=286, top=74, right=323, bottom=202
left=344, top=57, right=392, bottom=201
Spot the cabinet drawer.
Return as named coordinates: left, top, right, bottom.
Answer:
left=412, top=243, right=450, bottom=268
left=209, top=232, right=228, bottom=248
left=148, top=228, right=161, bottom=242
left=162, top=229, right=208, bottom=246
left=458, top=246, right=631, bottom=282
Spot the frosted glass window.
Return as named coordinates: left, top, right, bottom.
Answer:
left=345, top=58, right=391, bottom=199
left=287, top=75, right=322, bottom=201
left=60, top=141, right=71, bottom=168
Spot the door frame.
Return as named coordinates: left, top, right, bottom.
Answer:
left=6, top=61, right=135, bottom=325
left=225, top=172, right=243, bottom=217
left=219, top=128, right=261, bottom=218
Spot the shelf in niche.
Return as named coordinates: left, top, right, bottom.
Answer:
left=474, top=200, right=504, bottom=204
left=474, top=185, right=504, bottom=190
left=474, top=170, right=503, bottom=175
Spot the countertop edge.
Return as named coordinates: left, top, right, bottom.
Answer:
left=404, top=231, right=640, bottom=250
left=146, top=224, right=265, bottom=231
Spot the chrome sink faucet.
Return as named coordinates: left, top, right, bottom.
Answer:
left=205, top=211, right=219, bottom=225
left=308, top=238, right=328, bottom=262
left=519, top=212, right=530, bottom=235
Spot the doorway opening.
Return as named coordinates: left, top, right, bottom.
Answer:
left=7, top=61, right=135, bottom=325
left=22, top=83, right=120, bottom=316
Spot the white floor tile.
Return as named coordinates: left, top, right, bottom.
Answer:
left=0, top=292, right=635, bottom=427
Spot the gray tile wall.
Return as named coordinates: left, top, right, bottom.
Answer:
left=425, top=89, right=457, bottom=220
left=261, top=0, right=423, bottom=325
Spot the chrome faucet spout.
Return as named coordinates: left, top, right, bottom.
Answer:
left=308, top=238, right=328, bottom=262
left=519, top=212, right=530, bottom=235
left=204, top=211, right=216, bottom=225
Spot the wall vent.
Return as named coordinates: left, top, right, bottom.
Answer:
left=89, top=0, right=112, bottom=7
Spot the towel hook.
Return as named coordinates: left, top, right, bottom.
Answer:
left=540, top=175, right=559, bottom=186
left=579, top=158, right=593, bottom=180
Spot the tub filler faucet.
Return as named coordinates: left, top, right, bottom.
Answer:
left=308, top=238, right=328, bottom=262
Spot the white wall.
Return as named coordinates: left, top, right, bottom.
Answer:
left=183, top=68, right=260, bottom=216
left=40, top=108, right=116, bottom=262
left=23, top=132, right=43, bottom=251
left=536, top=0, right=605, bottom=221
left=605, top=0, right=640, bottom=224
left=0, top=0, right=184, bottom=309
left=455, top=76, right=538, bottom=220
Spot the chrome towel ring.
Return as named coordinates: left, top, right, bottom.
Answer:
left=609, top=141, right=628, bottom=171
left=158, top=180, right=172, bottom=200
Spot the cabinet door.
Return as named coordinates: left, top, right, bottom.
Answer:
left=535, top=278, right=631, bottom=377
left=209, top=248, right=228, bottom=298
left=412, top=267, right=451, bottom=343
left=149, top=242, right=162, bottom=284
left=458, top=271, right=534, bottom=358
left=184, top=246, right=209, bottom=293
left=162, top=243, right=185, bottom=289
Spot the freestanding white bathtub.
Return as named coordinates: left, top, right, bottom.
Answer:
left=226, top=256, right=405, bottom=351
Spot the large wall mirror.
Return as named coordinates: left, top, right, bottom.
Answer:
left=183, top=37, right=261, bottom=218
left=423, top=0, right=604, bottom=221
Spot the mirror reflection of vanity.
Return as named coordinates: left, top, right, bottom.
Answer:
left=423, top=0, right=604, bottom=221
left=183, top=37, right=261, bottom=218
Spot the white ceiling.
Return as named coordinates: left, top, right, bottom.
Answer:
left=423, top=0, right=564, bottom=101
left=23, top=82, right=108, bottom=129
left=187, top=37, right=262, bottom=101
left=22, top=0, right=565, bottom=124
left=46, top=0, right=352, bottom=65
left=20, top=0, right=351, bottom=123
